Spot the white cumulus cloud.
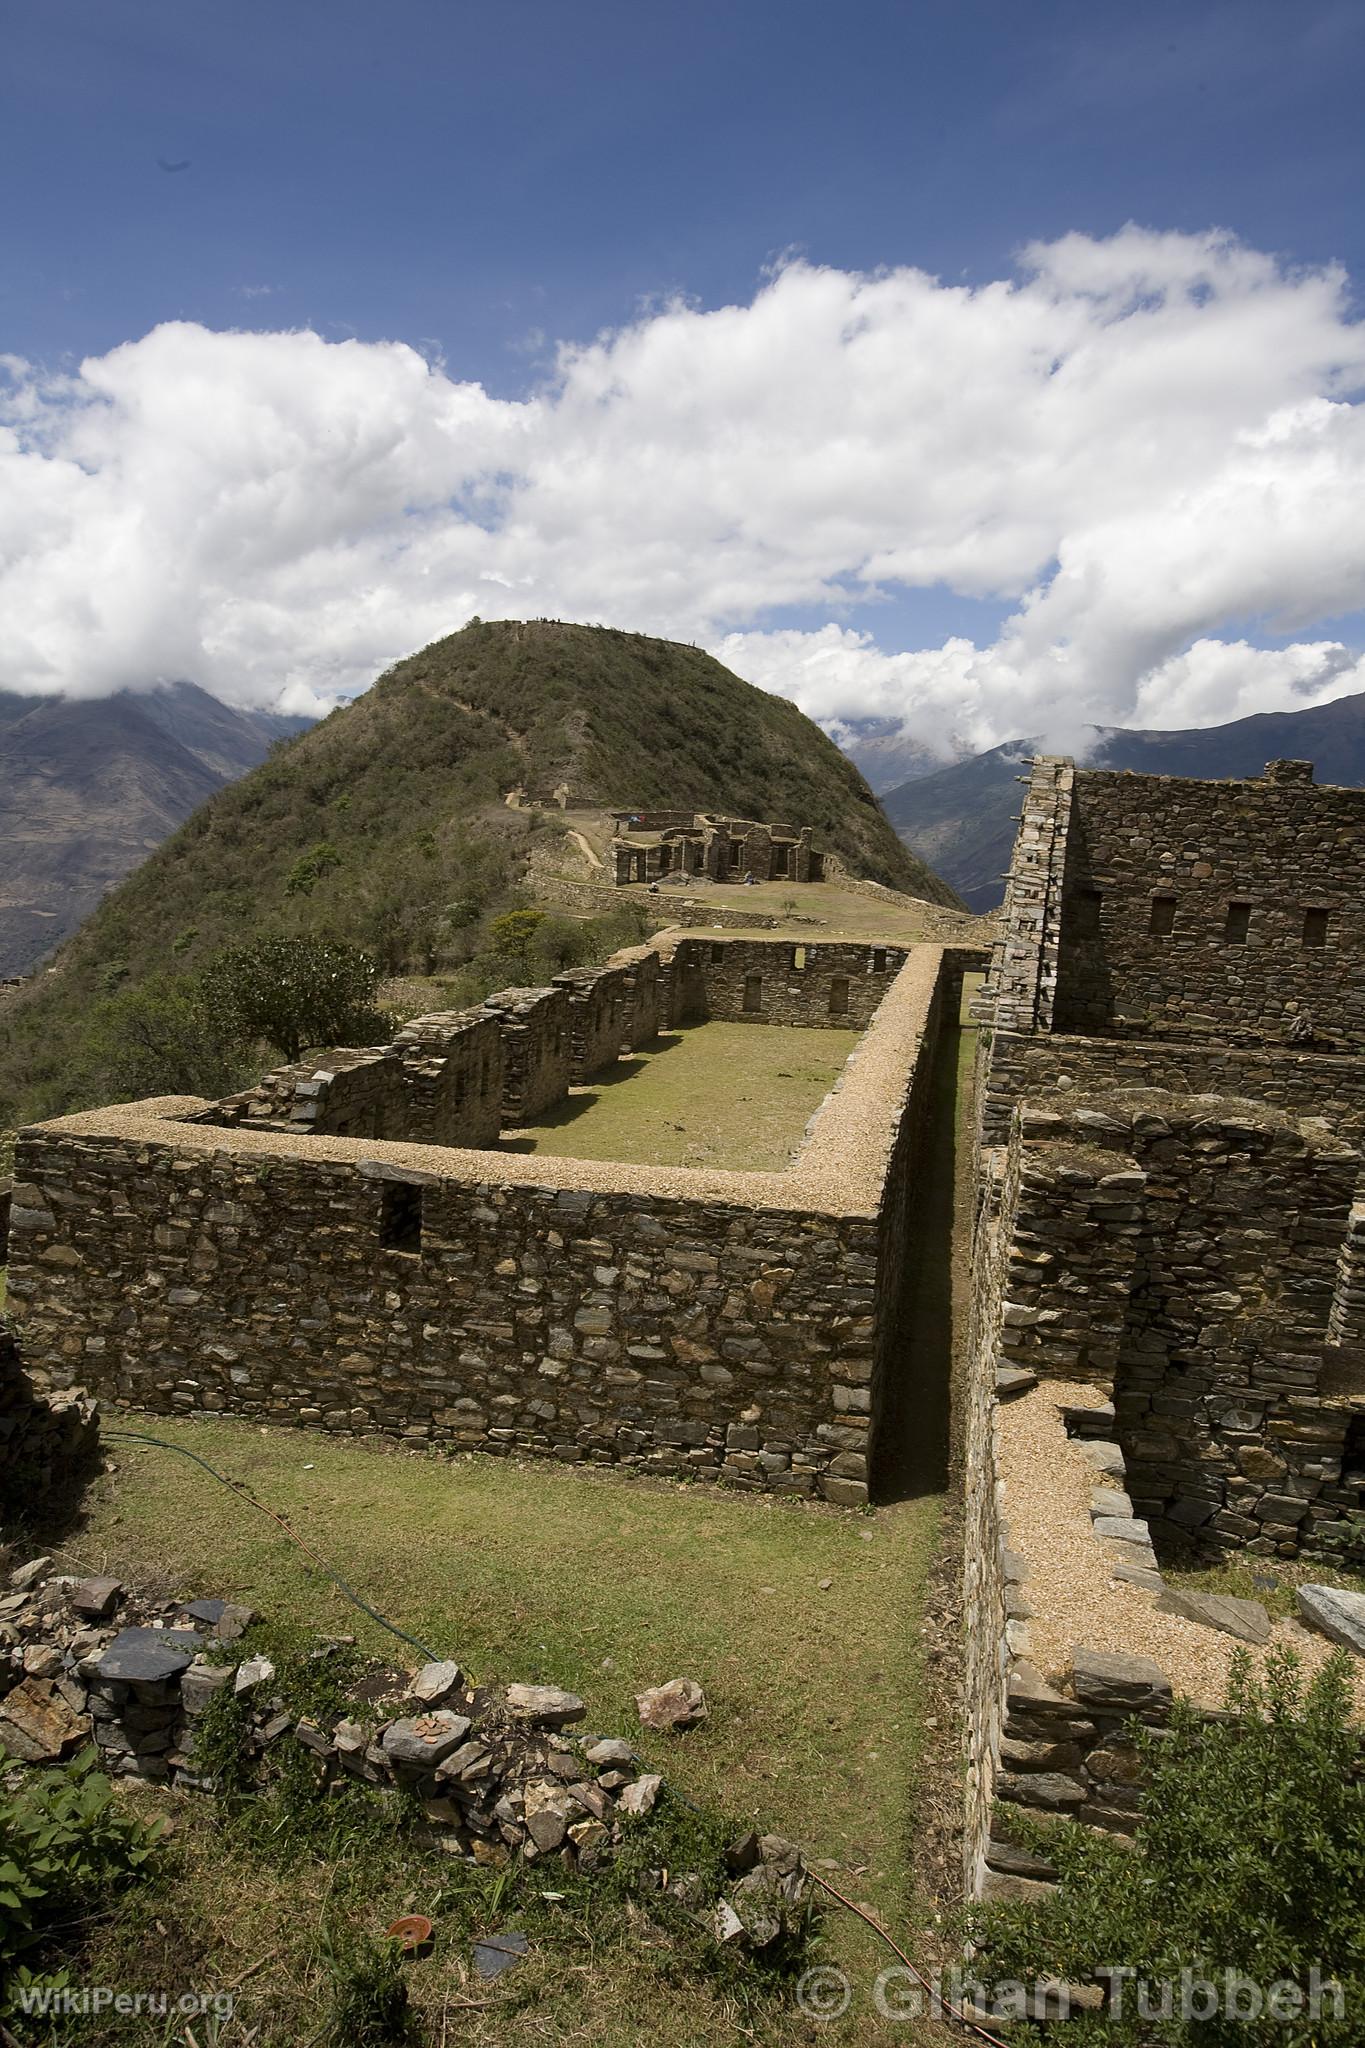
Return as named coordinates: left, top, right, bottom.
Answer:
left=2, top=225, right=1364, bottom=756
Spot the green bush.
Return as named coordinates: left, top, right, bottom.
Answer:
left=0, top=1745, right=163, bottom=2013
left=968, top=1648, right=1365, bottom=2044
left=199, top=933, right=387, bottom=1063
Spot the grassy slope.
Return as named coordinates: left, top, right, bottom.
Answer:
left=66, top=1419, right=943, bottom=2045
left=0, top=620, right=954, bottom=1122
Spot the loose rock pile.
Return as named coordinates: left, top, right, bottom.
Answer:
left=0, top=1556, right=811, bottom=1955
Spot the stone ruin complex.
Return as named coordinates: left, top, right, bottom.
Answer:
left=609, top=810, right=825, bottom=886
left=5, top=932, right=971, bottom=1515
left=965, top=755, right=1365, bottom=1903
left=5, top=753, right=1365, bottom=1928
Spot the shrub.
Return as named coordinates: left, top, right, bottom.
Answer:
left=968, top=1648, right=1365, bottom=2044
left=0, top=1745, right=163, bottom=2014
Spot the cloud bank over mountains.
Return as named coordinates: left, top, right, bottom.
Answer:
left=3, top=225, right=1364, bottom=752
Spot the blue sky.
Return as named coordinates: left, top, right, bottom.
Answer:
left=3, top=0, right=1365, bottom=751
left=8, top=0, right=1364, bottom=382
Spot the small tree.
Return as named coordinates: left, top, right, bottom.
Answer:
left=487, top=909, right=546, bottom=980
left=200, top=935, right=386, bottom=1062
left=75, top=972, right=248, bottom=1103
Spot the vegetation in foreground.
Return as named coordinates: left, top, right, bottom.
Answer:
left=969, top=1648, right=1365, bottom=2045
left=9, top=1414, right=947, bottom=2043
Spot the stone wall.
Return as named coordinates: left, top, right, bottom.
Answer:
left=190, top=1013, right=506, bottom=1151
left=481, top=986, right=573, bottom=1123
left=389, top=1011, right=505, bottom=1149
left=974, top=757, right=1072, bottom=1036
left=975, top=1092, right=1364, bottom=1567
left=0, top=1327, right=100, bottom=1530
left=1053, top=761, right=1365, bottom=1045
left=670, top=938, right=908, bottom=1030
left=553, top=964, right=632, bottom=1081
left=613, top=947, right=662, bottom=1050
left=6, top=950, right=963, bottom=1508
left=190, top=1047, right=408, bottom=1138
left=980, top=1028, right=1365, bottom=1148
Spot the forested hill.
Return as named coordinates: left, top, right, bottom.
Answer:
left=0, top=619, right=955, bottom=1124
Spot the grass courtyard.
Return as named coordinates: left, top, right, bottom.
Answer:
left=503, top=1021, right=860, bottom=1170
left=34, top=1421, right=950, bottom=2046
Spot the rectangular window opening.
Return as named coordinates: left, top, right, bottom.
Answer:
left=792, top=945, right=807, bottom=970
left=828, top=975, right=850, bottom=1016
left=1149, top=896, right=1176, bottom=936
left=710, top=942, right=725, bottom=963
left=872, top=948, right=888, bottom=973
left=379, top=1181, right=422, bottom=1255
left=1224, top=901, right=1252, bottom=945
left=743, top=973, right=763, bottom=1013
left=1303, top=908, right=1330, bottom=947
left=1074, top=888, right=1103, bottom=938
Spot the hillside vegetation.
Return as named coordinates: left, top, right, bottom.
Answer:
left=0, top=620, right=952, bottom=1124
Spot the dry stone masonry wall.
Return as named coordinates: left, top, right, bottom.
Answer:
left=7, top=944, right=967, bottom=1510
left=965, top=747, right=1365, bottom=1898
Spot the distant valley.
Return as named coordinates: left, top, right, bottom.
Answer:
left=0, top=683, right=308, bottom=978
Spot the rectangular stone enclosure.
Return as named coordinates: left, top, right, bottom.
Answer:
left=8, top=938, right=980, bottom=1506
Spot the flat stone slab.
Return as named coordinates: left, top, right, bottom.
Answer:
left=504, top=1684, right=587, bottom=1728
left=1089, top=1489, right=1134, bottom=1520
left=1071, top=1647, right=1171, bottom=1709
left=1078, top=1441, right=1125, bottom=1477
left=996, top=1366, right=1038, bottom=1398
left=68, top=1577, right=123, bottom=1621
left=635, top=1677, right=707, bottom=1732
left=95, top=1627, right=201, bottom=1684
left=1297, top=1584, right=1365, bottom=1655
left=1092, top=1516, right=1151, bottom=1546
left=382, top=1710, right=473, bottom=1768
left=410, top=1661, right=464, bottom=1707
left=1157, top=1589, right=1271, bottom=1645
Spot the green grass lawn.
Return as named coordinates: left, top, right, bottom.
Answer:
left=503, top=1023, right=860, bottom=1170
left=49, top=1418, right=948, bottom=2045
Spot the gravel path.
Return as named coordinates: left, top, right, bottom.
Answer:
left=996, top=1378, right=1364, bottom=1713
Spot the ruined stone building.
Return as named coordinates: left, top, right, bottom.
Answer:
left=609, top=811, right=824, bottom=886
left=964, top=755, right=1365, bottom=1898
left=6, top=933, right=978, bottom=1512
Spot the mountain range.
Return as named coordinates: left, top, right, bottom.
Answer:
left=0, top=683, right=307, bottom=979
left=883, top=690, right=1365, bottom=911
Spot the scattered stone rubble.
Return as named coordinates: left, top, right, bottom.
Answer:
left=0, top=1555, right=809, bottom=1955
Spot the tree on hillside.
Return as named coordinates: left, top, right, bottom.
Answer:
left=199, top=935, right=387, bottom=1063
left=74, top=974, right=249, bottom=1106
left=486, top=910, right=547, bottom=981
